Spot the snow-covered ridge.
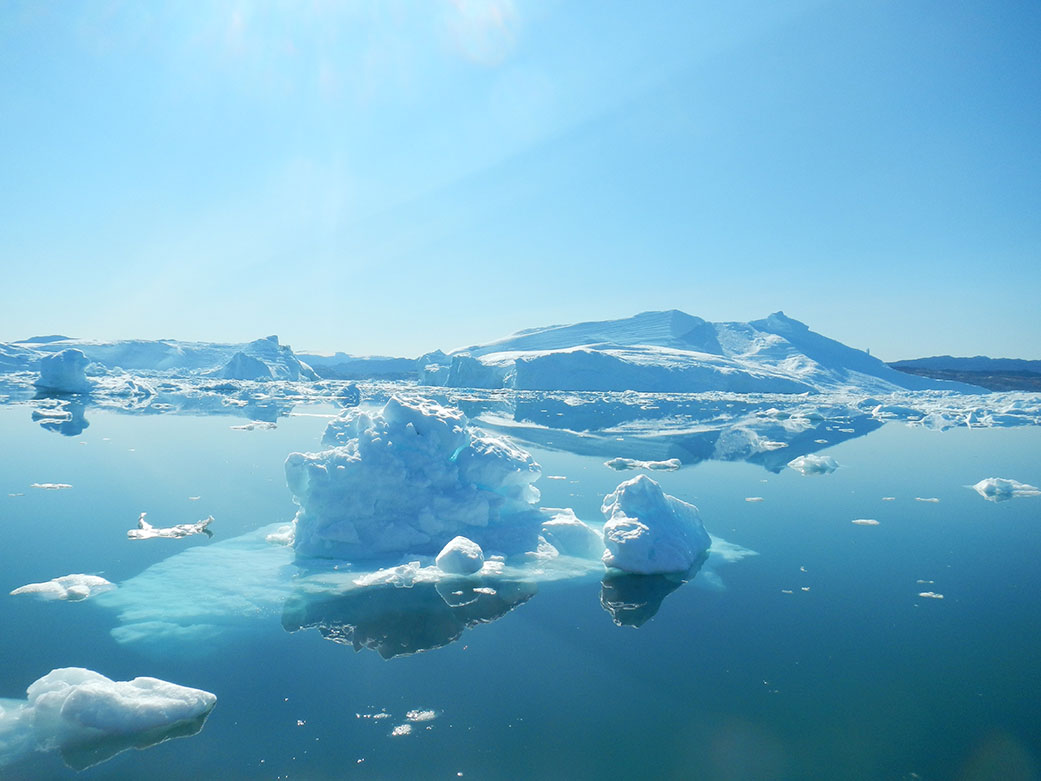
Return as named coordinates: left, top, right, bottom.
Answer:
left=427, top=310, right=984, bottom=394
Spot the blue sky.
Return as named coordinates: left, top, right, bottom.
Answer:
left=2, top=0, right=1039, bottom=360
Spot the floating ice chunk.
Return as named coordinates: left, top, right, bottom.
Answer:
left=10, top=574, right=115, bottom=602
left=436, top=537, right=485, bottom=575
left=230, top=421, right=277, bottom=431
left=601, top=475, right=711, bottom=574
left=851, top=519, right=879, bottom=526
left=971, top=477, right=1041, bottom=502
left=786, top=454, right=839, bottom=475
left=31, top=482, right=72, bottom=490
left=286, top=396, right=543, bottom=559
left=604, top=457, right=681, bottom=471
left=406, top=709, right=438, bottom=722
left=745, top=497, right=764, bottom=502
left=391, top=724, right=412, bottom=736
left=127, top=512, right=213, bottom=540
left=918, top=591, right=944, bottom=599
left=0, top=667, right=215, bottom=771
left=539, top=509, right=604, bottom=559
left=265, top=524, right=295, bottom=546
left=34, top=349, right=92, bottom=394
left=353, top=562, right=429, bottom=589
left=915, top=497, right=941, bottom=503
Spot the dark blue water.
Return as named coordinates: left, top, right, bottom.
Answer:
left=2, top=401, right=1040, bottom=780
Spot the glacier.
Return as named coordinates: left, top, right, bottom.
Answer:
left=0, top=668, right=215, bottom=771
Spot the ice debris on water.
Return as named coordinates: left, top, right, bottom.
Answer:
left=851, top=519, right=879, bottom=526
left=970, top=477, right=1041, bottom=502
left=786, top=454, right=839, bottom=475
left=127, top=512, right=214, bottom=540
left=918, top=591, right=944, bottom=599
left=0, top=667, right=216, bottom=771
left=10, top=574, right=115, bottom=602
left=601, top=474, right=710, bottom=574
left=31, top=483, right=72, bottom=490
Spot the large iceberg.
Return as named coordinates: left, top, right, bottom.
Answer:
left=285, top=396, right=543, bottom=559
left=34, top=349, right=92, bottom=394
left=427, top=310, right=984, bottom=393
left=0, top=668, right=215, bottom=771
left=601, top=474, right=711, bottom=574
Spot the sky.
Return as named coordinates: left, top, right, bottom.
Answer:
left=2, top=0, right=1039, bottom=361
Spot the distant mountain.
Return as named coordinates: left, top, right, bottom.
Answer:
left=890, top=356, right=1041, bottom=392
left=424, top=310, right=985, bottom=394
left=891, top=356, right=1041, bottom=373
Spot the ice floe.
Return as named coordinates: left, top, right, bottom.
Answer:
left=787, top=454, right=839, bottom=475
left=601, top=475, right=711, bottom=574
left=0, top=668, right=215, bottom=771
left=127, top=512, right=214, bottom=540
left=970, top=477, right=1041, bottom=502
left=9, top=574, right=115, bottom=602
left=851, top=519, right=879, bottom=526
left=30, top=482, right=72, bottom=490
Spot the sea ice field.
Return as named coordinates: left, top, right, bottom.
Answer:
left=2, top=374, right=1041, bottom=779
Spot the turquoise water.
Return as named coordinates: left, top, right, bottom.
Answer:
left=2, top=399, right=1040, bottom=780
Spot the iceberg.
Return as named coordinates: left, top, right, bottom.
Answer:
left=34, top=349, right=92, bottom=394
left=601, top=475, right=711, bottom=574
left=970, top=478, right=1041, bottom=502
left=429, top=310, right=984, bottom=393
left=0, top=668, right=215, bottom=771
left=10, top=574, right=115, bottom=602
left=286, top=396, right=543, bottom=559
left=539, top=509, right=605, bottom=559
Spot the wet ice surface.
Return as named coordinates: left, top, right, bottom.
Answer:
left=1, top=382, right=1041, bottom=779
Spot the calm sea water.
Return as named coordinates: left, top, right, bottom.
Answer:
left=1, top=397, right=1040, bottom=780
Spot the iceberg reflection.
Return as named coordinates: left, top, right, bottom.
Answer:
left=282, top=578, right=537, bottom=658
left=600, top=555, right=706, bottom=628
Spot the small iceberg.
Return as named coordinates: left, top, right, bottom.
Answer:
left=601, top=474, right=711, bottom=575
left=33, top=349, right=92, bottom=394
left=786, top=454, right=839, bottom=475
left=0, top=668, right=215, bottom=771
left=970, top=477, right=1041, bottom=503
left=604, top=457, right=681, bottom=472
left=127, top=512, right=214, bottom=540
left=10, top=574, right=115, bottom=602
